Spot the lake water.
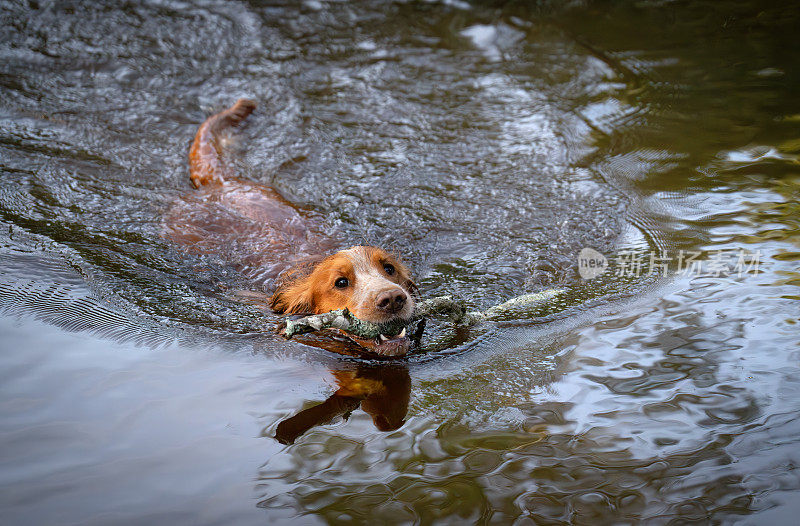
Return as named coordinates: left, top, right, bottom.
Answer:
left=1, top=0, right=799, bottom=524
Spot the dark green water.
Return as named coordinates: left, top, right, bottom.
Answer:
left=1, top=0, right=799, bottom=524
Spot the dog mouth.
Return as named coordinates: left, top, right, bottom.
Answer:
left=341, top=326, right=411, bottom=357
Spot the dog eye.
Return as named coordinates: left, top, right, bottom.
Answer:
left=334, top=277, right=349, bottom=289
left=383, top=263, right=395, bottom=276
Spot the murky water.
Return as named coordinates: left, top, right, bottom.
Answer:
left=1, top=0, right=799, bottom=523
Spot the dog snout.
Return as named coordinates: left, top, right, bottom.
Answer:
left=376, top=289, right=407, bottom=314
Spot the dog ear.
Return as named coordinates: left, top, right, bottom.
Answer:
left=270, top=280, right=315, bottom=314
left=270, top=256, right=326, bottom=314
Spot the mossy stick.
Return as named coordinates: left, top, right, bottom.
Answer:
left=279, top=289, right=564, bottom=339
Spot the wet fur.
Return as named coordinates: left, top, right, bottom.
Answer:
left=174, top=99, right=417, bottom=354
left=270, top=247, right=416, bottom=323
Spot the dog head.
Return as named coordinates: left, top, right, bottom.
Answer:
left=271, top=246, right=416, bottom=356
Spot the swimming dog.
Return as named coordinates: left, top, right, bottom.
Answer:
left=164, top=99, right=415, bottom=356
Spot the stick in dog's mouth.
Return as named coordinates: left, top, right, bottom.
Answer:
left=280, top=308, right=416, bottom=356
left=278, top=290, right=566, bottom=356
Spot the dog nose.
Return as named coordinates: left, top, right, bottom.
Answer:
left=376, top=289, right=406, bottom=314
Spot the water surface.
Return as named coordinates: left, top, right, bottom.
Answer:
left=1, top=0, right=799, bottom=524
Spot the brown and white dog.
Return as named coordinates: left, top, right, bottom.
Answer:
left=164, top=99, right=415, bottom=356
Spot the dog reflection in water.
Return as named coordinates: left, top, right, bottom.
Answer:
left=275, top=364, right=411, bottom=444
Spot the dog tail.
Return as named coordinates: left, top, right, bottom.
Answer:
left=189, top=98, right=257, bottom=188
